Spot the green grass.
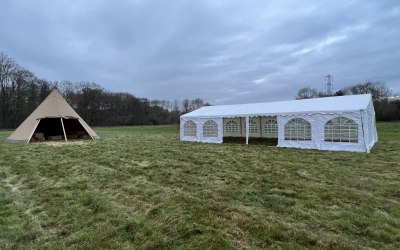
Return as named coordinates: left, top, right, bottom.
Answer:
left=0, top=123, right=399, bottom=249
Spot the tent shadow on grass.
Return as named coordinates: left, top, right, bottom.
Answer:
left=223, top=137, right=278, bottom=146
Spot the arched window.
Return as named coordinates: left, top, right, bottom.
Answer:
left=324, top=117, right=358, bottom=143
left=203, top=120, right=218, bottom=137
left=264, top=117, right=278, bottom=136
left=225, top=120, right=239, bottom=134
left=284, top=118, right=311, bottom=141
left=243, top=119, right=258, bottom=134
left=183, top=120, right=197, bottom=137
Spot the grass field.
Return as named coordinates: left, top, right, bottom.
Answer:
left=1, top=123, right=399, bottom=249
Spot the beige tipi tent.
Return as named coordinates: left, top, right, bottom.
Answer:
left=6, top=89, right=100, bottom=143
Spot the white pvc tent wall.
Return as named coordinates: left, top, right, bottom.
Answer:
left=180, top=94, right=377, bottom=153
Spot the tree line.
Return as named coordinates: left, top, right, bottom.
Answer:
left=295, top=81, right=400, bottom=121
left=0, top=52, right=209, bottom=129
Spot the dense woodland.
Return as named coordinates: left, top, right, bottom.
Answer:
left=1, top=51, right=399, bottom=129
left=0, top=52, right=208, bottom=129
left=295, top=81, right=400, bottom=121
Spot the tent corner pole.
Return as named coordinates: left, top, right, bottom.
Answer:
left=245, top=116, right=249, bottom=145
left=60, top=118, right=68, bottom=142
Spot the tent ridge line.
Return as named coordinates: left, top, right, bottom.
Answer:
left=182, top=110, right=365, bottom=119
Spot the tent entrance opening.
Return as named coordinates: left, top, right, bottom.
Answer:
left=30, top=118, right=91, bottom=142
left=222, top=116, right=278, bottom=145
left=223, top=137, right=278, bottom=146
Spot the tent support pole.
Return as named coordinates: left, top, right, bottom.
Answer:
left=27, top=119, right=41, bottom=144
left=360, top=111, right=369, bottom=153
left=245, top=116, right=249, bottom=145
left=60, top=118, right=68, bottom=142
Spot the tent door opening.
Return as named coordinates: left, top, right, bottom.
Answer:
left=223, top=137, right=278, bottom=146
left=30, top=118, right=91, bottom=142
left=63, top=118, right=91, bottom=140
left=222, top=116, right=278, bottom=146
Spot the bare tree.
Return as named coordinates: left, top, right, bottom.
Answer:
left=159, top=100, right=170, bottom=110
left=341, top=81, right=392, bottom=101
left=172, top=99, right=180, bottom=113
left=190, top=98, right=205, bottom=110
left=9, top=67, right=36, bottom=127
left=295, top=87, right=320, bottom=100
left=58, top=80, right=78, bottom=106
left=0, top=52, right=17, bottom=128
left=182, top=99, right=190, bottom=113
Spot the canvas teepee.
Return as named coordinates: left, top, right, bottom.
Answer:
left=6, top=89, right=100, bottom=143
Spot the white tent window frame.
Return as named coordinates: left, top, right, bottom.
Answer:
left=264, top=117, right=278, bottom=136
left=203, top=120, right=218, bottom=137
left=324, top=117, right=358, bottom=143
left=284, top=118, right=311, bottom=141
left=183, top=120, right=197, bottom=137
left=243, top=119, right=258, bottom=134
left=225, top=120, right=239, bottom=134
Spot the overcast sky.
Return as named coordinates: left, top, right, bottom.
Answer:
left=1, top=0, right=399, bottom=104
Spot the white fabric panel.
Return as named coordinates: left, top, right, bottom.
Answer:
left=318, top=112, right=367, bottom=152
left=180, top=117, right=199, bottom=142
left=223, top=118, right=242, bottom=137
left=373, top=113, right=378, bottom=145
left=277, top=114, right=318, bottom=150
left=361, top=110, right=370, bottom=152
left=277, top=116, right=285, bottom=147
left=277, top=112, right=370, bottom=152
left=181, top=117, right=223, bottom=143
left=198, top=117, right=223, bottom=143
left=367, top=100, right=378, bottom=150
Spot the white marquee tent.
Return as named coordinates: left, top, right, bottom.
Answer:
left=180, top=94, right=377, bottom=152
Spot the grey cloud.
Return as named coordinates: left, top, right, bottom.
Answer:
left=0, top=0, right=399, bottom=104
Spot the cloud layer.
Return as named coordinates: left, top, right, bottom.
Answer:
left=1, top=0, right=399, bottom=104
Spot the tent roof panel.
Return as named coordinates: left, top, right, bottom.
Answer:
left=182, top=94, right=372, bottom=118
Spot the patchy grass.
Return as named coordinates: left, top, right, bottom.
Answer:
left=0, top=123, right=399, bottom=249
